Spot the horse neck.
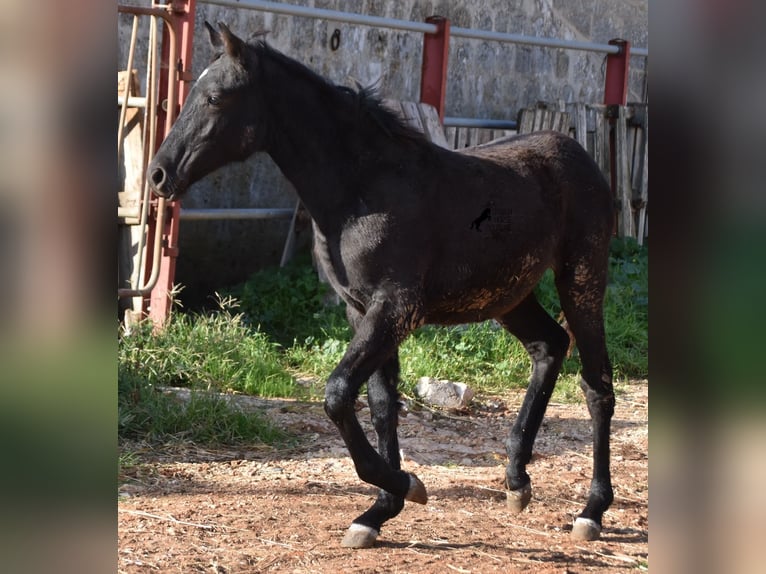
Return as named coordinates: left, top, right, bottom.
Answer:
left=259, top=55, right=361, bottom=234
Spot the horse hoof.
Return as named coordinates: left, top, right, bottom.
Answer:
left=506, top=484, right=532, bottom=513
left=405, top=473, right=428, bottom=504
left=341, top=523, right=378, bottom=548
left=571, top=517, right=602, bottom=541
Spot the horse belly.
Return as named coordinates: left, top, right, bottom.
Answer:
left=424, top=254, right=547, bottom=324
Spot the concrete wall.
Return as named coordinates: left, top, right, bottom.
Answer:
left=118, top=0, right=648, bottom=307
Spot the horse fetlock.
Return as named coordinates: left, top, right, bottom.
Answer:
left=341, top=523, right=379, bottom=548
left=405, top=473, right=428, bottom=504
left=571, top=517, right=602, bottom=541
left=506, top=483, right=533, bottom=513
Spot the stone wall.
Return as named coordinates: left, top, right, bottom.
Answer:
left=118, top=0, right=647, bottom=306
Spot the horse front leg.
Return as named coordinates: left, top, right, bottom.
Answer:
left=324, top=299, right=426, bottom=548
left=341, top=354, right=409, bottom=548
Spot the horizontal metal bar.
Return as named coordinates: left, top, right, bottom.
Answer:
left=199, top=0, right=647, bottom=57
left=180, top=208, right=295, bottom=220
left=199, top=0, right=437, bottom=34
left=117, top=95, right=147, bottom=108
left=117, top=4, right=171, bottom=19
left=443, top=117, right=518, bottom=130
left=451, top=26, right=618, bottom=54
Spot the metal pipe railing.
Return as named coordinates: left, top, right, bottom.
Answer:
left=117, top=95, right=148, bottom=108
left=200, top=0, right=437, bottom=34
left=198, top=0, right=648, bottom=56
left=443, top=117, right=518, bottom=130
left=450, top=26, right=619, bottom=54
left=117, top=15, right=140, bottom=164
left=180, top=208, right=295, bottom=220
left=118, top=3, right=179, bottom=299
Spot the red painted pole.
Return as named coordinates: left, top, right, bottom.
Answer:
left=145, top=0, right=197, bottom=327
left=419, top=16, right=450, bottom=122
left=604, top=39, right=630, bottom=235
left=603, top=39, right=630, bottom=105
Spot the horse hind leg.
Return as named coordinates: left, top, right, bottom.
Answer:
left=555, top=253, right=614, bottom=541
left=498, top=294, right=570, bottom=512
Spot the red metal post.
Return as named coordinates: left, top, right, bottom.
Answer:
left=604, top=39, right=630, bottom=234
left=603, top=39, right=630, bottom=106
left=144, top=0, right=197, bottom=326
left=419, top=16, right=450, bottom=122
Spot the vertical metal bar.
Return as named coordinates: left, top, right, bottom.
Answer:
left=603, top=39, right=631, bottom=106
left=419, top=16, right=450, bottom=122
left=117, top=16, right=139, bottom=163
left=147, top=0, right=197, bottom=327
left=604, top=39, right=630, bottom=235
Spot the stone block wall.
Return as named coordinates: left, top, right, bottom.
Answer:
left=118, top=0, right=647, bottom=306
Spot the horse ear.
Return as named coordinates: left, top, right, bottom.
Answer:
left=218, top=22, right=245, bottom=62
left=205, top=21, right=222, bottom=49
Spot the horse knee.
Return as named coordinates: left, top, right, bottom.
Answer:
left=324, top=376, right=354, bottom=423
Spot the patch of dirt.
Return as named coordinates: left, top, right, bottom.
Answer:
left=119, top=382, right=647, bottom=573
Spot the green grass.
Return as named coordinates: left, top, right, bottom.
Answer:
left=119, top=294, right=298, bottom=398
left=118, top=294, right=299, bottom=449
left=118, top=365, right=291, bottom=446
left=118, top=239, right=647, bottom=447
left=258, top=238, right=647, bottom=394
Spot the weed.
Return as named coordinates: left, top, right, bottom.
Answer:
left=118, top=366, right=290, bottom=446
left=119, top=294, right=298, bottom=398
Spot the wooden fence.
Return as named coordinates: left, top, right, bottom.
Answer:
left=443, top=102, right=649, bottom=244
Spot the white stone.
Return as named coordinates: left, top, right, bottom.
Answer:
left=415, top=377, right=474, bottom=409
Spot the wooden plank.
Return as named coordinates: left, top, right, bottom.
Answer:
left=417, top=103, right=450, bottom=149
left=456, top=126, right=470, bottom=149
left=554, top=110, right=564, bottom=132
left=517, top=109, right=534, bottom=134
left=398, top=101, right=425, bottom=133
left=592, top=105, right=609, bottom=181
left=444, top=127, right=459, bottom=149
left=381, top=98, right=403, bottom=117
left=463, top=128, right=475, bottom=146
left=118, top=69, right=144, bottom=197
left=615, top=106, right=635, bottom=238
left=475, top=128, right=492, bottom=146
left=118, top=69, right=140, bottom=97
left=636, top=108, right=649, bottom=245
left=575, top=103, right=588, bottom=151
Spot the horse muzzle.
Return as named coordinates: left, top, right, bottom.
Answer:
left=147, top=164, right=181, bottom=200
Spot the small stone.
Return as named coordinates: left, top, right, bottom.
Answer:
left=415, top=377, right=475, bottom=409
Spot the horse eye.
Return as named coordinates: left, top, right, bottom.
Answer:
left=207, top=95, right=221, bottom=106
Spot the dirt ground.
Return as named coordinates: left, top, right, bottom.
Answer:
left=118, top=381, right=648, bottom=573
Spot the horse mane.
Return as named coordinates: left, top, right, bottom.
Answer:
left=249, top=39, right=427, bottom=144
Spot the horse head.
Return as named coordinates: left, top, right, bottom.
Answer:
left=148, top=22, right=267, bottom=200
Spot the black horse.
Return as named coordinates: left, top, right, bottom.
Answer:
left=149, top=23, right=616, bottom=548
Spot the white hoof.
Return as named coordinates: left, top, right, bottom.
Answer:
left=405, top=473, right=428, bottom=504
left=571, top=517, right=602, bottom=541
left=506, top=483, right=532, bottom=513
left=341, top=523, right=379, bottom=548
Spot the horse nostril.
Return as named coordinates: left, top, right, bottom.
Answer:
left=150, top=167, right=166, bottom=189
